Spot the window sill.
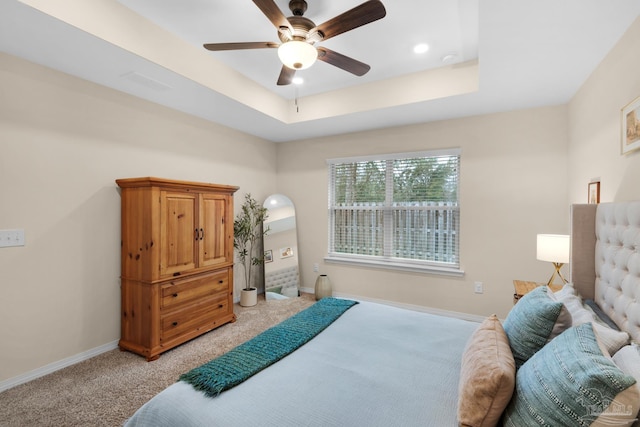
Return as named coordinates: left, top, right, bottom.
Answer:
left=324, top=255, right=465, bottom=277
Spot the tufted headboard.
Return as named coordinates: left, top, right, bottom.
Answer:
left=570, top=202, right=640, bottom=343
left=265, top=265, right=299, bottom=295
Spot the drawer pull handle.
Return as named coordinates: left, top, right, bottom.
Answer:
left=172, top=293, right=178, bottom=298
left=199, top=228, right=204, bottom=240
left=172, top=272, right=181, bottom=277
left=218, top=304, right=224, bottom=308
left=219, top=280, right=224, bottom=284
left=172, top=321, right=178, bottom=327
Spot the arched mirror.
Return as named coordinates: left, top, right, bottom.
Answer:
left=263, top=194, right=300, bottom=301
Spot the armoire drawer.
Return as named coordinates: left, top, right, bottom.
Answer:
left=160, top=295, right=229, bottom=342
left=160, top=270, right=229, bottom=309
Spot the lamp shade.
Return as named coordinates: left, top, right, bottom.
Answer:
left=536, top=234, right=570, bottom=264
left=277, top=41, right=318, bottom=70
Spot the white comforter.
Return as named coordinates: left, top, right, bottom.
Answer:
left=125, top=300, right=478, bottom=427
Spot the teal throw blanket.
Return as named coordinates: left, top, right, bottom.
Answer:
left=180, top=297, right=359, bottom=397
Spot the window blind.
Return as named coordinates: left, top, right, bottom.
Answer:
left=328, top=149, right=460, bottom=270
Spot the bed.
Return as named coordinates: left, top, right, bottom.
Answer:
left=125, top=201, right=640, bottom=427
left=125, top=299, right=479, bottom=426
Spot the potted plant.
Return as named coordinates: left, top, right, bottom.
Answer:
left=234, top=193, right=269, bottom=307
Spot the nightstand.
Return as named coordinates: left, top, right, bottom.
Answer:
left=513, top=280, right=563, bottom=304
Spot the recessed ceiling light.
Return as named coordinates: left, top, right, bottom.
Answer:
left=413, top=43, right=429, bottom=54
left=292, top=77, right=304, bottom=85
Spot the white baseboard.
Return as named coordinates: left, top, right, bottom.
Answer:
left=0, top=340, right=119, bottom=393
left=293, top=289, right=484, bottom=322
left=233, top=287, right=316, bottom=303
left=332, top=291, right=486, bottom=323
left=300, top=286, right=314, bottom=295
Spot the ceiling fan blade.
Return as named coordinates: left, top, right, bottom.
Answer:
left=203, top=42, right=279, bottom=51
left=313, top=0, right=386, bottom=42
left=277, top=66, right=296, bottom=86
left=317, top=47, right=370, bottom=76
left=252, top=0, right=294, bottom=37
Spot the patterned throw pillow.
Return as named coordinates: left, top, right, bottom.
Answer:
left=503, top=323, right=640, bottom=427
left=503, top=286, right=571, bottom=368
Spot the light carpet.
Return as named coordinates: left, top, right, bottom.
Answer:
left=0, top=293, right=315, bottom=427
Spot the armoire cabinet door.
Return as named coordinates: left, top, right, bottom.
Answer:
left=199, top=193, right=231, bottom=269
left=160, top=191, right=197, bottom=276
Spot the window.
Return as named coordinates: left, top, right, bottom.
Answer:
left=326, top=149, right=462, bottom=275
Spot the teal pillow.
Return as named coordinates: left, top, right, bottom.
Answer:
left=503, top=286, right=571, bottom=368
left=503, top=323, right=639, bottom=426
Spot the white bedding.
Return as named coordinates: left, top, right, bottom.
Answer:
left=125, top=300, right=478, bottom=427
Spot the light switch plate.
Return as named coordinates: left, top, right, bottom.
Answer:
left=0, top=229, right=25, bottom=248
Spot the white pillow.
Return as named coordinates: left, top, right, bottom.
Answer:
left=552, top=283, right=576, bottom=299
left=613, top=345, right=640, bottom=402
left=550, top=287, right=592, bottom=323
left=613, top=345, right=640, bottom=381
left=593, top=322, right=631, bottom=355
left=550, top=285, right=630, bottom=355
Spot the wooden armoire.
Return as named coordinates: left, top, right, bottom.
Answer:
left=116, top=177, right=239, bottom=360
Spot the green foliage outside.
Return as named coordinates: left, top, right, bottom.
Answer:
left=333, top=156, right=458, bottom=205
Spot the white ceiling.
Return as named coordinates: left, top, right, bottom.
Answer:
left=118, top=0, right=479, bottom=98
left=1, top=0, right=639, bottom=143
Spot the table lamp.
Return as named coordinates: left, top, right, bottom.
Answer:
left=536, top=234, right=570, bottom=286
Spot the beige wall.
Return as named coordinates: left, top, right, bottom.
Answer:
left=3, top=14, right=639, bottom=387
left=276, top=15, right=640, bottom=322
left=0, top=53, right=277, bottom=382
left=568, top=16, right=640, bottom=203
left=277, top=105, right=569, bottom=319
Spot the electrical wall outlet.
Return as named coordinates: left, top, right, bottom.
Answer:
left=474, top=281, right=483, bottom=294
left=0, top=229, right=25, bottom=248
left=313, top=263, right=319, bottom=272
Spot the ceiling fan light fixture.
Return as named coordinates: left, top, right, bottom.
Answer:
left=278, top=40, right=318, bottom=70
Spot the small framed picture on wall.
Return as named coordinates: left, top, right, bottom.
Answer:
left=588, top=181, right=600, bottom=204
left=264, top=249, right=273, bottom=263
left=279, top=247, right=294, bottom=258
left=622, top=95, right=640, bottom=154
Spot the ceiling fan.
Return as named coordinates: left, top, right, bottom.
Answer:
left=203, top=0, right=387, bottom=86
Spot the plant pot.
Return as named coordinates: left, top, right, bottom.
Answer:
left=240, top=288, right=258, bottom=307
